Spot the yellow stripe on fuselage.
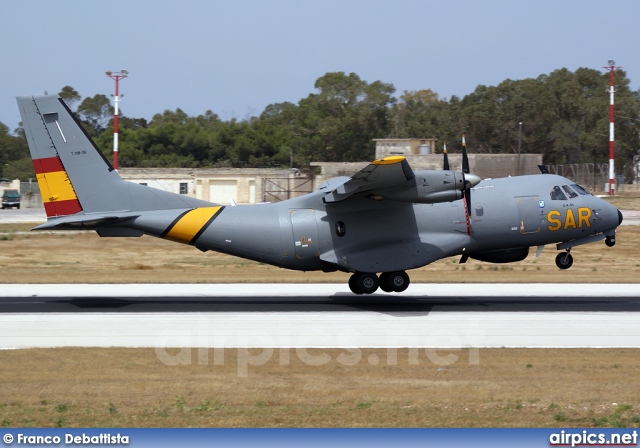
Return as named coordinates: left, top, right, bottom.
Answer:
left=36, top=171, right=78, bottom=203
left=372, top=156, right=405, bottom=165
left=164, top=207, right=223, bottom=244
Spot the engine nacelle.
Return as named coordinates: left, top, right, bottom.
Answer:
left=379, top=170, right=476, bottom=204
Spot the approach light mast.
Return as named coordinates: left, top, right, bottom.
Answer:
left=603, top=61, right=621, bottom=195
left=105, top=70, right=128, bottom=170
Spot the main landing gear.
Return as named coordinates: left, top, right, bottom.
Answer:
left=348, top=271, right=410, bottom=295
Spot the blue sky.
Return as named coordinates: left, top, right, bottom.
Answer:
left=2, top=0, right=639, bottom=131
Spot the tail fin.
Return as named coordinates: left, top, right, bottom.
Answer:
left=17, top=94, right=127, bottom=217
left=17, top=94, right=209, bottom=220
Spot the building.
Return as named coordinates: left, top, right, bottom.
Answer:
left=374, top=138, right=438, bottom=159
left=119, top=167, right=313, bottom=204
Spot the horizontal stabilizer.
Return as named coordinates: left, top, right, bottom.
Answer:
left=32, top=212, right=141, bottom=230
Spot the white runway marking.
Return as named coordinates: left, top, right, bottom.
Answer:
left=0, top=284, right=639, bottom=349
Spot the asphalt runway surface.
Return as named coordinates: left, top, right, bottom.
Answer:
left=1, top=284, right=639, bottom=349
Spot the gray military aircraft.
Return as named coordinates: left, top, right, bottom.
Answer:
left=17, top=94, right=623, bottom=294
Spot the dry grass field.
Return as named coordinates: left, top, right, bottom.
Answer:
left=0, top=194, right=639, bottom=428
left=2, top=348, right=640, bottom=428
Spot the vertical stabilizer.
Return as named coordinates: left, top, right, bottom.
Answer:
left=18, top=94, right=220, bottom=219
left=17, top=95, right=128, bottom=217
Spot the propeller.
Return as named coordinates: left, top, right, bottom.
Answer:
left=458, top=134, right=480, bottom=263
left=442, top=142, right=450, bottom=170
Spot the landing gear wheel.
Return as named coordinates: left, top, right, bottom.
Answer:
left=555, top=252, right=573, bottom=270
left=380, top=270, right=410, bottom=292
left=379, top=272, right=392, bottom=292
left=348, top=274, right=363, bottom=295
left=389, top=271, right=410, bottom=292
left=348, top=272, right=379, bottom=295
left=605, top=236, right=616, bottom=247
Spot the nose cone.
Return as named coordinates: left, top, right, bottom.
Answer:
left=464, top=173, right=481, bottom=189
left=618, top=209, right=624, bottom=226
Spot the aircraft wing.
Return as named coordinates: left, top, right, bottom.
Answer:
left=322, top=156, right=415, bottom=203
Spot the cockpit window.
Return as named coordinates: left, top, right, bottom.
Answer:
left=562, top=185, right=578, bottom=199
left=550, top=186, right=567, bottom=201
left=571, top=184, right=592, bottom=196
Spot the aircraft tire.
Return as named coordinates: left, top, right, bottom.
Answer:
left=605, top=236, right=616, bottom=247
left=348, top=274, right=363, bottom=295
left=388, top=271, right=410, bottom=292
left=379, top=273, right=392, bottom=292
left=350, top=272, right=379, bottom=294
left=555, top=252, right=573, bottom=270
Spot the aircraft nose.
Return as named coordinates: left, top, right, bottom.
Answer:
left=618, top=209, right=624, bottom=226
left=464, top=173, right=481, bottom=189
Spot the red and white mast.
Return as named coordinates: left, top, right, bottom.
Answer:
left=603, top=61, right=620, bottom=195
left=105, top=70, right=128, bottom=170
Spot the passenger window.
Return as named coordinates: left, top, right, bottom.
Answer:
left=571, top=184, right=591, bottom=196
left=550, top=186, right=567, bottom=201
left=562, top=185, right=578, bottom=199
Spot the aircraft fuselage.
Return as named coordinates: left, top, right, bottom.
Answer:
left=126, top=173, right=620, bottom=275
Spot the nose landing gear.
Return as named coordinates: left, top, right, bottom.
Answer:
left=555, top=250, right=573, bottom=269
left=605, top=235, right=616, bottom=247
left=348, top=271, right=410, bottom=294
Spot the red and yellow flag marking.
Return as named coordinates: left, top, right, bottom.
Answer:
left=162, top=206, right=224, bottom=245
left=33, top=156, right=82, bottom=217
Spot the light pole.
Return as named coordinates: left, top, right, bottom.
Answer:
left=106, top=70, right=128, bottom=170
left=603, top=60, right=620, bottom=195
left=517, top=122, right=522, bottom=176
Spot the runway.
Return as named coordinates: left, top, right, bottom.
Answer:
left=1, top=284, right=639, bottom=349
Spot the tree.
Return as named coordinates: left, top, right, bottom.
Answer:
left=58, top=86, right=81, bottom=110
left=0, top=122, right=30, bottom=179
left=433, top=68, right=640, bottom=170
left=77, top=94, right=113, bottom=136
left=391, top=89, right=445, bottom=138
left=293, top=72, right=396, bottom=162
left=3, top=157, right=35, bottom=181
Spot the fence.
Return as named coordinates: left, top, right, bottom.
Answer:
left=17, top=181, right=43, bottom=208
left=544, top=163, right=616, bottom=193
left=262, top=176, right=314, bottom=202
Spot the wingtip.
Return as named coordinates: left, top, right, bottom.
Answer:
left=372, top=156, right=406, bottom=165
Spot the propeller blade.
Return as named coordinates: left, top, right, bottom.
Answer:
left=464, top=185, right=472, bottom=218
left=461, top=135, right=472, bottom=234
left=462, top=134, right=470, bottom=174
left=443, top=142, right=450, bottom=170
